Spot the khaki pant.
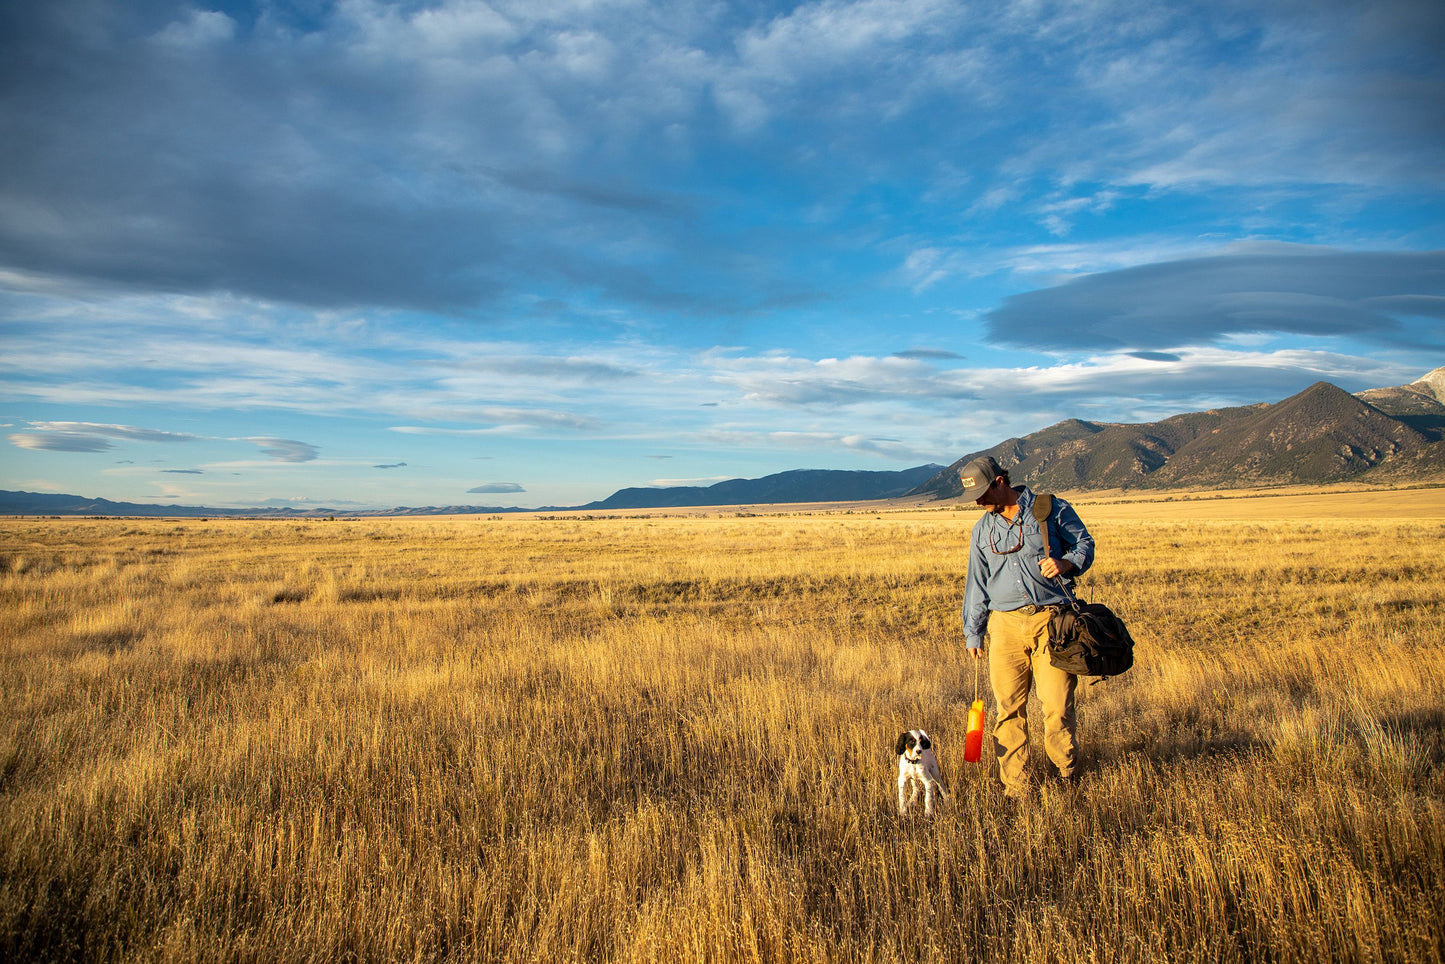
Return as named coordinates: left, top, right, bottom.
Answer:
left=987, top=606, right=1077, bottom=794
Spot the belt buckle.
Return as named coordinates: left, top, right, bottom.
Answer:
left=1021, top=604, right=1039, bottom=615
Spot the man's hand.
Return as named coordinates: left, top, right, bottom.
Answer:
left=967, top=647, right=985, bottom=660
left=1039, top=557, right=1075, bottom=579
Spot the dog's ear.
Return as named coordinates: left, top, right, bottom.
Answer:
left=895, top=732, right=910, bottom=756
left=918, top=732, right=931, bottom=751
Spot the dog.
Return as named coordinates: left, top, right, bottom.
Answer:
left=896, top=729, right=947, bottom=816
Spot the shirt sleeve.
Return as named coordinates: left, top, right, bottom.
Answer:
left=1052, top=497, right=1095, bottom=576
left=962, top=522, right=991, bottom=649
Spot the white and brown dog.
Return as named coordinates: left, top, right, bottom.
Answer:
left=896, top=729, right=947, bottom=816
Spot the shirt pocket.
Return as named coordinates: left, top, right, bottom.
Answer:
left=1023, top=519, right=1048, bottom=560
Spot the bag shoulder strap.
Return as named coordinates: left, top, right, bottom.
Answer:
left=1032, top=492, right=1081, bottom=611
left=1032, top=493, right=1053, bottom=556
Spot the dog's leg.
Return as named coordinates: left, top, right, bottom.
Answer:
left=897, top=773, right=910, bottom=814
left=927, top=763, right=948, bottom=803
left=923, top=781, right=935, bottom=816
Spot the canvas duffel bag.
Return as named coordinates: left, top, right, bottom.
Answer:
left=1047, top=601, right=1135, bottom=678
left=1032, top=493, right=1135, bottom=680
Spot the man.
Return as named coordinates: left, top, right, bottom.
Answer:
left=960, top=456, right=1095, bottom=799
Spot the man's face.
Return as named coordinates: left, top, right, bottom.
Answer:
left=975, top=477, right=1007, bottom=512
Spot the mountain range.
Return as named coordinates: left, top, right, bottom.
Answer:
left=0, top=465, right=943, bottom=518
left=908, top=367, right=1445, bottom=500
left=577, top=464, right=943, bottom=510
left=4, top=369, right=1443, bottom=517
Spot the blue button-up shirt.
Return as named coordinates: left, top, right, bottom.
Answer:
left=963, top=486, right=1095, bottom=649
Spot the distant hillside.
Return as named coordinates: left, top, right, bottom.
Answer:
left=910, top=370, right=1445, bottom=499
left=580, top=464, right=944, bottom=510
left=0, top=491, right=281, bottom=517
left=1143, top=382, right=1428, bottom=486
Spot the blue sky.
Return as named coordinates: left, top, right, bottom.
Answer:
left=2, top=0, right=1443, bottom=509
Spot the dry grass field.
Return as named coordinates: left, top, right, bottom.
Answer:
left=1, top=489, right=1443, bottom=963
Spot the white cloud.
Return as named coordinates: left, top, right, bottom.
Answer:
left=6, top=420, right=205, bottom=454
left=467, top=482, right=526, bottom=494
left=152, top=9, right=236, bottom=49
left=899, top=247, right=965, bottom=293
left=900, top=235, right=1241, bottom=291
left=9, top=432, right=113, bottom=453
left=840, top=434, right=939, bottom=460
left=692, top=428, right=941, bottom=463
left=243, top=438, right=320, bottom=463
left=733, top=0, right=960, bottom=82
left=390, top=406, right=603, bottom=434
left=993, top=237, right=1231, bottom=279
left=24, top=421, right=204, bottom=443
left=713, top=0, right=969, bottom=130
left=706, top=353, right=974, bottom=407
left=986, top=246, right=1445, bottom=351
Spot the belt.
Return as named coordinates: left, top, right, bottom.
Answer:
left=1012, top=603, right=1056, bottom=616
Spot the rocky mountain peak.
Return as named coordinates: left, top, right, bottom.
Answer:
left=1409, top=367, right=1445, bottom=403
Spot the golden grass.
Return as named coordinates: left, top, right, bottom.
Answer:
left=1, top=489, right=1442, bottom=962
